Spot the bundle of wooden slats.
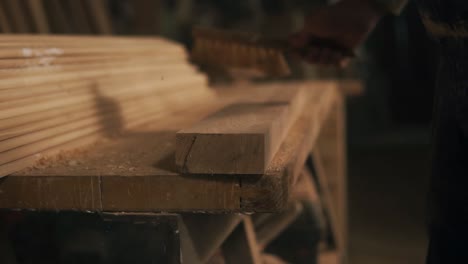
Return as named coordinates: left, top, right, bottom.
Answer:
left=0, top=34, right=214, bottom=177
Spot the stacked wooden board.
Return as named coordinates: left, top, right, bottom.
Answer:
left=0, top=34, right=214, bottom=177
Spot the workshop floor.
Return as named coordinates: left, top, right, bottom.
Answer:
left=348, top=145, right=430, bottom=264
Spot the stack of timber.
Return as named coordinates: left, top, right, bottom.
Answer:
left=0, top=34, right=213, bottom=177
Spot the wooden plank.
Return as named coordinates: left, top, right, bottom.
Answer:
left=0, top=77, right=206, bottom=139
left=176, top=103, right=289, bottom=175
left=0, top=66, right=190, bottom=102
left=222, top=217, right=262, bottom=264
left=183, top=214, right=243, bottom=262
left=26, top=0, right=49, bottom=33
left=0, top=73, right=205, bottom=120
left=0, top=62, right=193, bottom=91
left=176, top=87, right=306, bottom=174
left=0, top=175, right=101, bottom=210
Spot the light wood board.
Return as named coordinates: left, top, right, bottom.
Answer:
left=176, top=86, right=306, bottom=174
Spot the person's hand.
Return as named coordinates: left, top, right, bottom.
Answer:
left=290, top=0, right=384, bottom=67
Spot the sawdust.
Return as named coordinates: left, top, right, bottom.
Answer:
left=22, top=138, right=112, bottom=174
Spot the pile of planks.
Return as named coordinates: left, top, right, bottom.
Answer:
left=0, top=34, right=213, bottom=177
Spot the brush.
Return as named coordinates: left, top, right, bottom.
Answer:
left=191, top=27, right=355, bottom=77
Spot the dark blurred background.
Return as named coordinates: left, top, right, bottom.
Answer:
left=2, top=0, right=436, bottom=263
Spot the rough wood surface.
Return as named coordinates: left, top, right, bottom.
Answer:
left=1, top=82, right=339, bottom=213
left=176, top=86, right=306, bottom=175
left=176, top=105, right=287, bottom=174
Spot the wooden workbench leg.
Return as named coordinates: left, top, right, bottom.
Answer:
left=176, top=216, right=202, bottom=264
left=182, top=214, right=243, bottom=263
left=313, top=93, right=347, bottom=264
left=253, top=202, right=303, bottom=249
left=222, top=217, right=262, bottom=264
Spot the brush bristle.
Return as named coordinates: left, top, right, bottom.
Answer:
left=191, top=28, right=291, bottom=77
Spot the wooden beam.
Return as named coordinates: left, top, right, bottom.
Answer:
left=176, top=103, right=289, bottom=175
left=176, top=87, right=306, bottom=174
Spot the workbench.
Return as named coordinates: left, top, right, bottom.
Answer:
left=0, top=80, right=347, bottom=264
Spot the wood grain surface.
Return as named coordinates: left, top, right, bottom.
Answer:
left=0, top=82, right=340, bottom=213
left=176, top=86, right=306, bottom=174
